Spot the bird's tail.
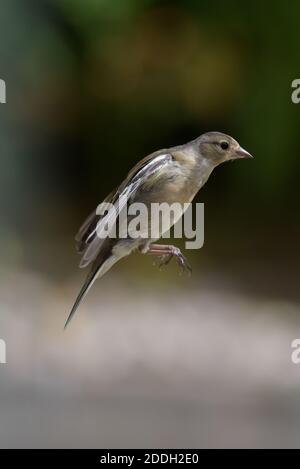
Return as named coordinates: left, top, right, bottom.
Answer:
left=64, top=253, right=118, bottom=330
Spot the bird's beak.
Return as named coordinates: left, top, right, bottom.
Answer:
left=235, top=146, right=253, bottom=159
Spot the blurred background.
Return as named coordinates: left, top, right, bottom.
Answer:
left=0, top=0, right=300, bottom=448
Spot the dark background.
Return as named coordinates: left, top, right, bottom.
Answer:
left=0, top=0, right=300, bottom=448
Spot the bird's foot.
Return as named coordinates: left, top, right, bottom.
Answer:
left=158, top=253, right=173, bottom=269
left=147, top=244, right=192, bottom=275
left=170, top=246, right=192, bottom=275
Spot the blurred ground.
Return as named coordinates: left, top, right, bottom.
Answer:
left=1, top=266, right=300, bottom=448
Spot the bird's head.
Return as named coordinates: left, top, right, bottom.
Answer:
left=195, top=131, right=253, bottom=166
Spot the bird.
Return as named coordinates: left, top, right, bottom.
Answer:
left=65, top=131, right=253, bottom=328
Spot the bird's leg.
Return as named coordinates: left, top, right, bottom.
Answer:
left=144, top=243, right=192, bottom=274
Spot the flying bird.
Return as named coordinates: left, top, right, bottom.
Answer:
left=65, top=132, right=253, bottom=328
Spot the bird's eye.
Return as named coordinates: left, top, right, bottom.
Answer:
left=220, top=141, right=229, bottom=150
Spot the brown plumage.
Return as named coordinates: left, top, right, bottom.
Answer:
left=65, top=132, right=253, bottom=328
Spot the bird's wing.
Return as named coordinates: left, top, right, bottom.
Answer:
left=75, top=189, right=115, bottom=254
left=76, top=151, right=174, bottom=268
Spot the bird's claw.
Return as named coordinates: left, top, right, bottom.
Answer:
left=174, top=250, right=192, bottom=276
left=157, top=247, right=192, bottom=276
left=177, top=253, right=192, bottom=275
left=158, top=254, right=173, bottom=269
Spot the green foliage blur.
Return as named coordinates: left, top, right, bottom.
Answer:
left=0, top=0, right=299, bottom=276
